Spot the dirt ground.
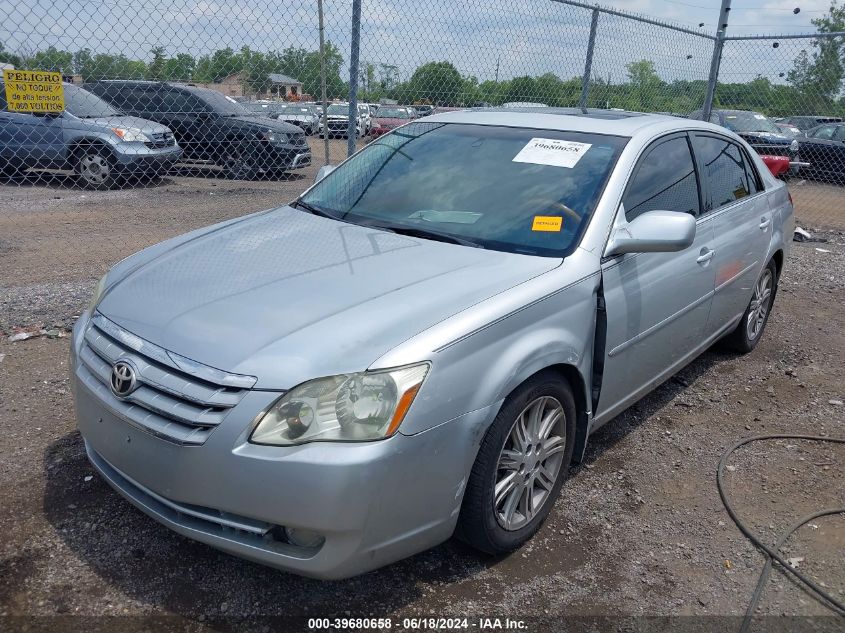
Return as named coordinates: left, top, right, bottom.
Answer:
left=0, top=138, right=844, bottom=631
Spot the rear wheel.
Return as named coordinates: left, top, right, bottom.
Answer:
left=723, top=259, right=777, bottom=353
left=457, top=370, right=576, bottom=553
left=75, top=146, right=115, bottom=190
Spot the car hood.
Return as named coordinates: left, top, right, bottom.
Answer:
left=736, top=131, right=793, bottom=145
left=97, top=207, right=560, bottom=388
left=73, top=115, right=172, bottom=135
left=374, top=117, right=409, bottom=128
left=326, top=114, right=353, bottom=120
left=231, top=115, right=302, bottom=133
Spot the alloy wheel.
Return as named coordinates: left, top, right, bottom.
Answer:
left=494, top=396, right=567, bottom=531
left=746, top=268, right=773, bottom=341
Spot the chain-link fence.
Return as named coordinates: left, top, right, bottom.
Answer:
left=2, top=0, right=845, bottom=332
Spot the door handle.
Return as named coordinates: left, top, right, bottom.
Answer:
left=696, top=248, right=715, bottom=264
left=759, top=217, right=771, bottom=230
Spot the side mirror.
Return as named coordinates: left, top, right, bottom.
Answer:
left=314, top=164, right=336, bottom=183
left=605, top=210, right=696, bottom=257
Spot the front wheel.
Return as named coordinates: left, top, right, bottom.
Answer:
left=457, top=371, right=576, bottom=554
left=220, top=142, right=259, bottom=180
left=75, top=147, right=115, bottom=190
left=723, top=260, right=777, bottom=353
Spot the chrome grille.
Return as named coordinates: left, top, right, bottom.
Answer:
left=144, top=132, right=176, bottom=149
left=77, top=313, right=255, bottom=445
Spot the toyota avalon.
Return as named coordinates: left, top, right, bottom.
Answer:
left=72, top=108, right=792, bottom=579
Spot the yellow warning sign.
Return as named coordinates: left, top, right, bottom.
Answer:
left=3, top=69, right=65, bottom=113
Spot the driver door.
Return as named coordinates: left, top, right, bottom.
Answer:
left=595, top=133, right=716, bottom=422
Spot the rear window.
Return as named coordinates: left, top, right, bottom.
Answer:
left=301, top=122, right=627, bottom=257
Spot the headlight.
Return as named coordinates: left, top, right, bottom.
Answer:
left=262, top=130, right=289, bottom=144
left=790, top=139, right=799, bottom=151
left=250, top=363, right=429, bottom=446
left=88, top=274, right=108, bottom=312
left=111, top=127, right=150, bottom=143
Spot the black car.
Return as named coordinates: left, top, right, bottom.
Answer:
left=781, top=115, right=843, bottom=132
left=84, top=81, right=310, bottom=179
left=797, top=122, right=845, bottom=184
left=689, top=109, right=799, bottom=172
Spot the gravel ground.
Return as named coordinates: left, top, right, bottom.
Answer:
left=0, top=146, right=844, bottom=630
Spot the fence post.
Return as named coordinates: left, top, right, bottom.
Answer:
left=317, top=0, right=329, bottom=166
left=703, top=0, right=731, bottom=120
left=347, top=0, right=362, bottom=157
left=579, top=8, right=600, bottom=110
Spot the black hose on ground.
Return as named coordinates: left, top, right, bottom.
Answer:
left=716, top=434, right=845, bottom=633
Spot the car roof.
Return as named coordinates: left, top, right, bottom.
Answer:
left=425, top=107, right=712, bottom=137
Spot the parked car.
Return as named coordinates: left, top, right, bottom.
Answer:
left=272, top=104, right=320, bottom=135
left=84, top=81, right=310, bottom=179
left=240, top=101, right=281, bottom=119
left=358, top=102, right=372, bottom=134
left=0, top=82, right=181, bottom=189
left=319, top=102, right=362, bottom=138
left=368, top=106, right=416, bottom=137
left=73, top=109, right=791, bottom=580
left=689, top=109, right=799, bottom=175
left=780, top=115, right=843, bottom=131
left=773, top=121, right=802, bottom=138
left=502, top=101, right=548, bottom=108
left=413, top=104, right=434, bottom=117
left=797, top=122, right=845, bottom=184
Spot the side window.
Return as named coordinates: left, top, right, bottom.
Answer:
left=741, top=148, right=762, bottom=195
left=812, top=125, right=835, bottom=140
left=834, top=126, right=845, bottom=142
left=694, top=135, right=756, bottom=210
left=160, top=90, right=204, bottom=114
left=623, top=136, right=700, bottom=221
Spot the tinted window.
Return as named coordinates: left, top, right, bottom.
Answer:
left=624, top=136, right=700, bottom=221
left=721, top=111, right=780, bottom=134
left=301, top=122, right=627, bottom=257
left=835, top=126, right=845, bottom=141
left=161, top=90, right=204, bottom=114
left=812, top=125, right=835, bottom=140
left=63, top=85, right=120, bottom=117
left=694, top=135, right=756, bottom=210
left=182, top=87, right=247, bottom=115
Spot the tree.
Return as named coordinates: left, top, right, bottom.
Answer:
left=162, top=53, right=196, bottom=81
left=0, top=42, right=22, bottom=67
left=147, top=46, right=166, bottom=80
left=402, top=61, right=463, bottom=104
left=29, top=46, right=74, bottom=74
left=626, top=59, right=665, bottom=111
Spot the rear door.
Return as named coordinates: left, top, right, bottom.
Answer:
left=692, top=133, right=770, bottom=338
left=596, top=133, right=716, bottom=421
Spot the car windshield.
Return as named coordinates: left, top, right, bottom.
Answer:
left=299, top=122, right=627, bottom=257
left=377, top=108, right=412, bottom=119
left=63, top=85, right=120, bottom=118
left=189, top=88, right=250, bottom=116
left=327, top=104, right=351, bottom=116
left=280, top=106, right=312, bottom=114
left=722, top=112, right=781, bottom=134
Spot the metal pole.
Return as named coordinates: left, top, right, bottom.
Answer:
left=579, top=8, right=599, bottom=111
left=703, top=0, right=731, bottom=121
left=347, top=0, right=362, bottom=157
left=317, top=0, right=329, bottom=166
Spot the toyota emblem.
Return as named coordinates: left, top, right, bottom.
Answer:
left=110, top=360, right=137, bottom=398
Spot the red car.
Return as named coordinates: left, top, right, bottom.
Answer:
left=369, top=106, right=416, bottom=138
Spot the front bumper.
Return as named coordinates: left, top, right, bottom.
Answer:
left=111, top=143, right=183, bottom=174
left=71, top=315, right=490, bottom=579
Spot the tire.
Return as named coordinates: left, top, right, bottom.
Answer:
left=723, top=259, right=778, bottom=354
left=75, top=146, right=115, bottom=190
left=220, top=141, right=259, bottom=180
left=457, top=370, right=577, bottom=554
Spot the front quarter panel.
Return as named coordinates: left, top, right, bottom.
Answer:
left=377, top=250, right=602, bottom=437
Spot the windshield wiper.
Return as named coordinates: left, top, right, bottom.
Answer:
left=292, top=199, right=339, bottom=220
left=359, top=221, right=485, bottom=249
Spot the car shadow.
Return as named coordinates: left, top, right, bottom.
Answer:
left=171, top=163, right=308, bottom=182
left=0, top=170, right=176, bottom=191
left=42, top=346, right=732, bottom=620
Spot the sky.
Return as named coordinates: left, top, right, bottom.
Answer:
left=1, top=0, right=837, bottom=85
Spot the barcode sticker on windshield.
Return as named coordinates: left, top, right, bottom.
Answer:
left=513, top=139, right=592, bottom=168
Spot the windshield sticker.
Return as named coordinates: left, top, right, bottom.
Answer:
left=513, top=138, right=592, bottom=168
left=532, top=216, right=563, bottom=232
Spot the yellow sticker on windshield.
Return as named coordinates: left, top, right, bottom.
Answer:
left=532, top=216, right=563, bottom=232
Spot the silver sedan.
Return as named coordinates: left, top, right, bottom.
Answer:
left=71, top=108, right=792, bottom=579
